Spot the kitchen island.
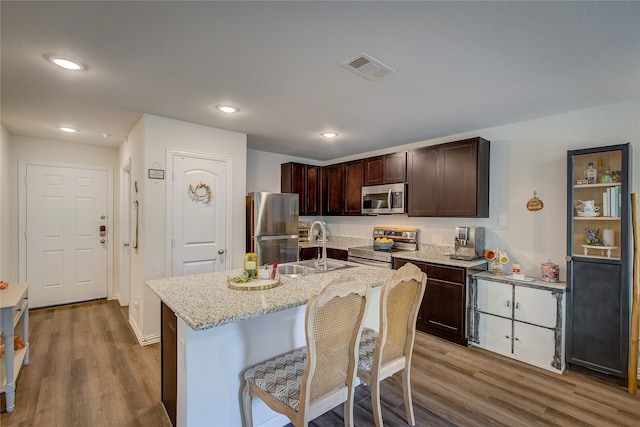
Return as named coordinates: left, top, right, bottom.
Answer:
left=147, top=261, right=393, bottom=427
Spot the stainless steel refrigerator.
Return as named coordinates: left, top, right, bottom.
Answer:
left=246, top=192, right=299, bottom=266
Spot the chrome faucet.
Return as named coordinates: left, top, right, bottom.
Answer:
left=310, top=220, right=328, bottom=271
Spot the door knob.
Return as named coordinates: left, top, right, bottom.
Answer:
left=218, top=249, right=225, bottom=255
left=100, top=239, right=106, bottom=244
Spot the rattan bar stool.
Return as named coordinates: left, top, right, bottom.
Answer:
left=242, top=276, right=371, bottom=427
left=357, top=263, right=427, bottom=427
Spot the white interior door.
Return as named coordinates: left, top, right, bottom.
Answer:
left=26, top=164, right=108, bottom=308
left=172, top=154, right=227, bottom=276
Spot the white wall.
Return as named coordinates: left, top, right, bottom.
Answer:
left=123, top=114, right=247, bottom=343
left=0, top=126, right=10, bottom=281
left=248, top=99, right=640, bottom=280
left=246, top=150, right=320, bottom=194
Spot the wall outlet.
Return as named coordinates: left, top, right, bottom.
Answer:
left=498, top=214, right=508, bottom=226
left=134, top=297, right=140, bottom=311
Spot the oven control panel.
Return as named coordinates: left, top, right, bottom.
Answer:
left=373, top=227, right=418, bottom=242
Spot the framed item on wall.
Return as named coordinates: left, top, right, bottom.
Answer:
left=148, top=168, right=164, bottom=179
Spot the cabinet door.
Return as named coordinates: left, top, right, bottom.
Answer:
left=440, top=138, right=489, bottom=217
left=281, top=162, right=306, bottom=214
left=514, top=286, right=557, bottom=328
left=326, top=248, right=348, bottom=261
left=407, top=145, right=439, bottom=216
left=567, top=259, right=626, bottom=377
left=513, top=321, right=556, bottom=369
left=344, top=160, right=363, bottom=215
left=476, top=279, right=512, bottom=318
left=363, top=156, right=384, bottom=186
left=305, top=165, right=321, bottom=215
left=323, top=163, right=345, bottom=215
left=299, top=246, right=319, bottom=260
left=477, top=312, right=512, bottom=356
left=420, top=278, right=465, bottom=342
left=383, top=151, right=406, bottom=183
left=161, top=302, right=178, bottom=427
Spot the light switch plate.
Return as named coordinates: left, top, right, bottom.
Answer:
left=498, top=214, right=507, bottom=226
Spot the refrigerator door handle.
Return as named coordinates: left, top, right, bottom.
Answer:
left=255, top=235, right=299, bottom=241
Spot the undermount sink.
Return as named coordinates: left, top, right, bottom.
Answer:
left=277, top=259, right=355, bottom=278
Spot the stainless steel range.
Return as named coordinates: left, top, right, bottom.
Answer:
left=348, top=227, right=419, bottom=268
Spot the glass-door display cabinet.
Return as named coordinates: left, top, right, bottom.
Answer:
left=566, top=143, right=631, bottom=383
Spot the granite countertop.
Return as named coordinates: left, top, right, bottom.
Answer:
left=305, top=236, right=487, bottom=268
left=391, top=249, right=489, bottom=269
left=146, top=261, right=394, bottom=332
left=472, top=270, right=566, bottom=291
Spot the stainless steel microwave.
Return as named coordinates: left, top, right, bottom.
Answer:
left=361, top=183, right=406, bottom=215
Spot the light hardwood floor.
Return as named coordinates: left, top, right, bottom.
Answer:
left=2, top=300, right=639, bottom=426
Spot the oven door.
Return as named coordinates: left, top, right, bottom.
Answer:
left=347, top=255, right=392, bottom=269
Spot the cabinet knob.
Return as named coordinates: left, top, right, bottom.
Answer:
left=505, top=335, right=510, bottom=339
left=515, top=337, right=520, bottom=341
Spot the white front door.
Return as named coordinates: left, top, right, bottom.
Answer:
left=171, top=154, right=227, bottom=276
left=26, top=164, right=109, bottom=308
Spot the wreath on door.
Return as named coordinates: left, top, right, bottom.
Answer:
left=188, top=181, right=212, bottom=205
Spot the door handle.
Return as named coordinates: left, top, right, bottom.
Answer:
left=123, top=243, right=130, bottom=247
left=218, top=249, right=225, bottom=255
left=100, top=239, right=106, bottom=244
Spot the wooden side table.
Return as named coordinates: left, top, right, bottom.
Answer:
left=1, top=282, right=29, bottom=412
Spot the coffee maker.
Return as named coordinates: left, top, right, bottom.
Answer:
left=451, top=226, right=485, bottom=260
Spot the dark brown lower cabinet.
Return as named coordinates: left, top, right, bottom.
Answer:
left=393, top=258, right=484, bottom=346
left=300, top=246, right=348, bottom=261
left=161, top=302, right=178, bottom=426
left=299, top=246, right=319, bottom=260
left=326, top=248, right=348, bottom=261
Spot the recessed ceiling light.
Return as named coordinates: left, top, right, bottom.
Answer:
left=216, top=105, right=239, bottom=114
left=321, top=132, right=338, bottom=138
left=45, top=54, right=86, bottom=71
left=57, top=126, right=78, bottom=133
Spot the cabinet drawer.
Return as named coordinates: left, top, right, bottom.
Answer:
left=426, top=264, right=464, bottom=283
left=514, top=286, right=557, bottom=328
left=476, top=279, right=512, bottom=318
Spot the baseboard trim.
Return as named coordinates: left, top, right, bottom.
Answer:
left=128, top=315, right=161, bottom=346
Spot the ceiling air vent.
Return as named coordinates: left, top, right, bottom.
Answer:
left=341, top=52, right=395, bottom=81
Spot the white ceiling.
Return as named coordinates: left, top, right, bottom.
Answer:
left=2, top=1, right=639, bottom=161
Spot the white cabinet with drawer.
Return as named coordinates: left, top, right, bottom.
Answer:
left=470, top=272, right=566, bottom=373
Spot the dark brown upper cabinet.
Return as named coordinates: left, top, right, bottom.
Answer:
left=322, top=163, right=345, bottom=215
left=281, top=162, right=321, bottom=215
left=407, top=137, right=490, bottom=217
left=363, top=151, right=407, bottom=186
left=344, top=160, right=364, bottom=215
